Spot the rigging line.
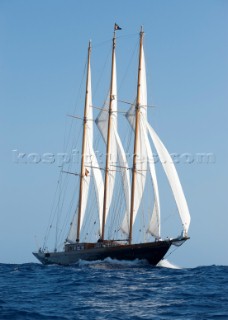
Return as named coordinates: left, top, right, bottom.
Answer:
left=63, top=59, right=87, bottom=152
left=143, top=39, right=156, bottom=112
left=94, top=142, right=102, bottom=162
left=125, top=124, right=133, bottom=154
left=112, top=110, right=127, bottom=114
left=44, top=172, right=65, bottom=250
left=108, top=178, right=121, bottom=240
left=58, top=187, right=78, bottom=247
left=66, top=122, right=83, bottom=173
left=92, top=38, right=112, bottom=48
left=118, top=39, right=138, bottom=91
left=119, top=100, right=157, bottom=108
left=85, top=178, right=99, bottom=242
left=91, top=169, right=100, bottom=231
left=93, top=49, right=111, bottom=99
left=62, top=170, right=80, bottom=176
left=146, top=175, right=153, bottom=242
left=57, top=162, right=78, bottom=227
left=43, top=169, right=62, bottom=247
left=54, top=171, right=65, bottom=251
left=78, top=142, right=101, bottom=241
left=118, top=99, right=133, bottom=106
left=60, top=196, right=76, bottom=238
left=91, top=105, right=108, bottom=112
left=92, top=33, right=138, bottom=49
left=89, top=165, right=105, bottom=171
left=110, top=164, right=129, bottom=169
left=117, top=175, right=127, bottom=229
left=107, top=173, right=122, bottom=240
left=67, top=114, right=94, bottom=121
left=44, top=149, right=75, bottom=246
left=116, top=33, right=138, bottom=40
left=164, top=245, right=179, bottom=259
left=93, top=105, right=126, bottom=115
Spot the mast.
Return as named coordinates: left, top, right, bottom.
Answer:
left=76, top=40, right=92, bottom=242
left=129, top=26, right=144, bottom=244
left=100, top=27, right=116, bottom=241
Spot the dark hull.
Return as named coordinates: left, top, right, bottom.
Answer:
left=33, top=238, right=187, bottom=266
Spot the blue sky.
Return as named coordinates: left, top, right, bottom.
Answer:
left=0, top=0, right=227, bottom=267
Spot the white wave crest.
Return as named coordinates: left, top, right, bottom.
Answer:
left=157, top=259, right=182, bottom=269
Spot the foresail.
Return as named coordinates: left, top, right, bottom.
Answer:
left=147, top=124, right=191, bottom=235
left=67, top=60, right=104, bottom=242
left=67, top=145, right=103, bottom=243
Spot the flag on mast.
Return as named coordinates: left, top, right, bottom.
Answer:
left=114, top=23, right=122, bottom=30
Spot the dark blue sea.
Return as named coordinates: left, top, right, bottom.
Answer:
left=0, top=259, right=227, bottom=320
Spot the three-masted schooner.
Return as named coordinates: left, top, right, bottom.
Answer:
left=33, top=25, right=190, bottom=266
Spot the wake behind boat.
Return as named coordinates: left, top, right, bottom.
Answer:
left=33, top=25, right=190, bottom=266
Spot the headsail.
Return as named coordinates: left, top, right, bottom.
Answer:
left=141, top=119, right=161, bottom=239
left=147, top=124, right=191, bottom=236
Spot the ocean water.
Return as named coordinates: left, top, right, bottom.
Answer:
left=0, top=259, right=227, bottom=320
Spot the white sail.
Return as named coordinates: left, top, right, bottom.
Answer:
left=147, top=123, right=191, bottom=235
left=67, top=60, right=104, bottom=242
left=122, top=112, right=161, bottom=237
left=89, top=143, right=104, bottom=234
left=122, top=44, right=148, bottom=234
left=67, top=209, right=78, bottom=243
left=141, top=119, right=161, bottom=239
left=114, top=127, right=131, bottom=232
left=96, top=49, right=131, bottom=228
left=140, top=45, right=147, bottom=115
left=96, top=51, right=118, bottom=223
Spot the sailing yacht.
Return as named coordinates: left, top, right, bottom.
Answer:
left=33, top=25, right=190, bottom=266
